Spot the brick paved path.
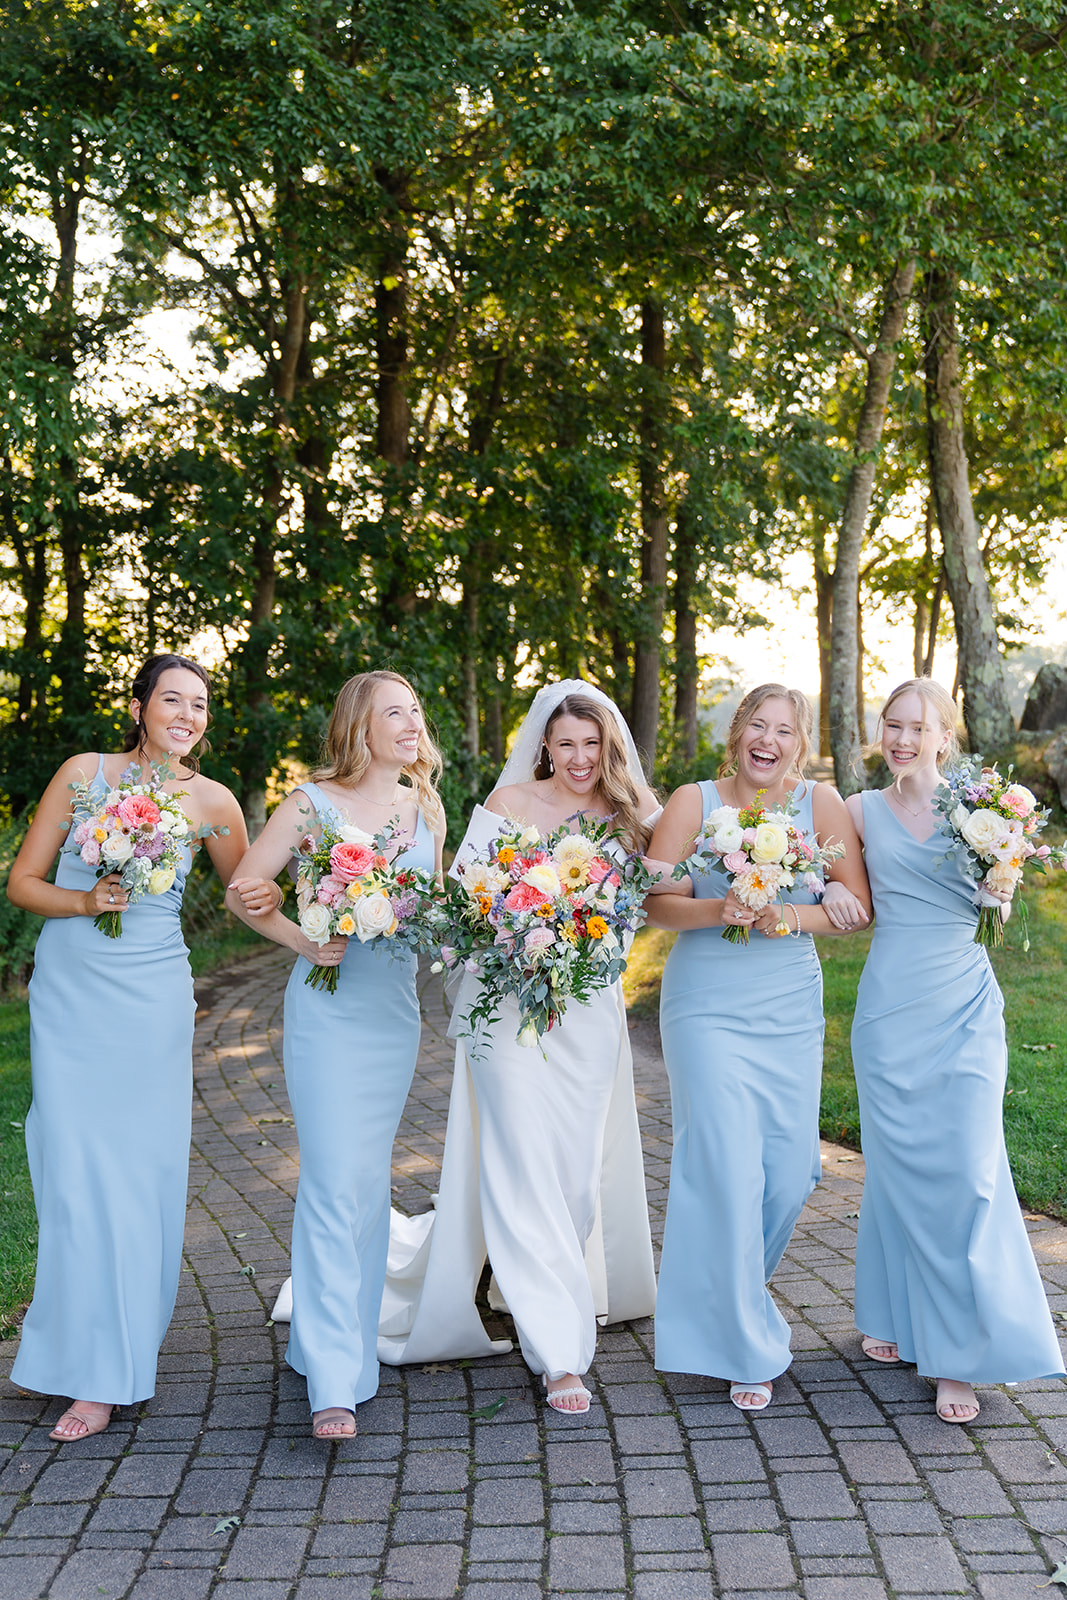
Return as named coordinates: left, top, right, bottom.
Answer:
left=2, top=947, right=1066, bottom=1600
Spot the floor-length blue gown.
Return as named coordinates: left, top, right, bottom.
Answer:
left=852, top=790, right=1064, bottom=1382
left=655, top=779, right=824, bottom=1383
left=12, top=756, right=195, bottom=1406
left=281, top=782, right=434, bottom=1413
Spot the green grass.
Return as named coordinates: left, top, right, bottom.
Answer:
left=625, top=880, right=1067, bottom=1222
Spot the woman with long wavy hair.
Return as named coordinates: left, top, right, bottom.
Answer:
left=227, top=671, right=445, bottom=1439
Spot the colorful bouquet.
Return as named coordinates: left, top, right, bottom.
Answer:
left=673, top=790, right=845, bottom=944
left=292, top=817, right=439, bottom=992
left=65, top=762, right=218, bottom=938
left=439, top=813, right=654, bottom=1047
left=932, top=758, right=1060, bottom=949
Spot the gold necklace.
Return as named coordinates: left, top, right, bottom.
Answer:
left=889, top=786, right=930, bottom=818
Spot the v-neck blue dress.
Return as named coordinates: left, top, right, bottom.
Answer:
left=281, top=782, right=435, bottom=1413
left=852, top=789, right=1064, bottom=1382
left=655, top=779, right=825, bottom=1383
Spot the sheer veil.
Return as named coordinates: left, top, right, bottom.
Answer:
left=491, top=679, right=646, bottom=795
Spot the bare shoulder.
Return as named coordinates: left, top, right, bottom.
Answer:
left=637, top=784, right=660, bottom=815
left=187, top=774, right=243, bottom=827
left=485, top=782, right=535, bottom=818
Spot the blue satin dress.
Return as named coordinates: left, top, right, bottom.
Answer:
left=852, top=790, right=1064, bottom=1382
left=12, top=756, right=196, bottom=1405
left=655, top=779, right=824, bottom=1383
left=282, top=782, right=435, bottom=1412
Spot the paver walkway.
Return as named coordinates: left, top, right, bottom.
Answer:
left=2, top=948, right=1066, bottom=1600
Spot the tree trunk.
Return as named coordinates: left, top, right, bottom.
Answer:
left=829, top=256, right=917, bottom=794
left=631, top=298, right=669, bottom=776
left=922, top=266, right=1014, bottom=753
left=374, top=171, right=416, bottom=627
left=672, top=502, right=699, bottom=764
left=812, top=523, right=834, bottom=757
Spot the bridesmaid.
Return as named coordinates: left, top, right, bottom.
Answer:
left=7, top=655, right=252, bottom=1441
left=226, top=671, right=445, bottom=1439
left=647, top=684, right=870, bottom=1410
left=826, top=678, right=1065, bottom=1420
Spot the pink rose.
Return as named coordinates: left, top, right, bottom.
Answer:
left=118, top=794, right=162, bottom=829
left=586, top=858, right=612, bottom=884
left=316, top=873, right=347, bottom=905
left=504, top=882, right=549, bottom=912
left=329, top=841, right=375, bottom=882
left=524, top=926, right=556, bottom=954
left=722, top=850, right=748, bottom=874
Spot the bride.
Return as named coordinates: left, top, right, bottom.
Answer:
left=377, top=680, right=685, bottom=1410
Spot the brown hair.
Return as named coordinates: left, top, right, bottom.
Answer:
left=123, top=654, right=212, bottom=773
left=719, top=684, right=813, bottom=782
left=313, top=670, right=444, bottom=830
left=533, top=693, right=649, bottom=851
left=875, top=678, right=961, bottom=770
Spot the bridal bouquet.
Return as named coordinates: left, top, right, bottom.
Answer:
left=439, top=813, right=654, bottom=1046
left=65, top=763, right=217, bottom=938
left=932, top=759, right=1059, bottom=949
left=673, top=790, right=845, bottom=945
left=292, top=817, right=438, bottom=992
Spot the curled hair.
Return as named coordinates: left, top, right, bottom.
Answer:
left=533, top=693, right=649, bottom=851
left=123, top=654, right=212, bottom=773
left=719, top=684, right=813, bottom=782
left=313, top=671, right=444, bottom=831
left=875, top=678, right=961, bottom=770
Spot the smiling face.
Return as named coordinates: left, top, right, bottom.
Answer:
left=544, top=714, right=603, bottom=801
left=364, top=678, right=425, bottom=769
left=130, top=667, right=209, bottom=765
left=735, top=696, right=800, bottom=788
left=880, top=690, right=949, bottom=778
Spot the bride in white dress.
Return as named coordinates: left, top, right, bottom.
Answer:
left=376, top=680, right=685, bottom=1411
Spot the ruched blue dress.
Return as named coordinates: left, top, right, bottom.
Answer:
left=655, top=779, right=824, bottom=1383
left=852, top=789, right=1064, bottom=1381
left=281, top=782, right=434, bottom=1412
left=13, top=756, right=195, bottom=1405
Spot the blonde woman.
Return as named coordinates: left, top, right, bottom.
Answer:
left=827, top=679, right=1064, bottom=1421
left=226, top=672, right=445, bottom=1438
left=647, top=685, right=870, bottom=1410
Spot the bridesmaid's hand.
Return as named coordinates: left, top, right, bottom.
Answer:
left=228, top=876, right=284, bottom=917
left=719, top=889, right=756, bottom=930
left=752, top=904, right=786, bottom=937
left=295, top=933, right=348, bottom=966
left=820, top=880, right=870, bottom=931
left=84, top=873, right=127, bottom=916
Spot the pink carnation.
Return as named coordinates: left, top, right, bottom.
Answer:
left=81, top=840, right=101, bottom=866
left=329, top=841, right=376, bottom=882
left=524, top=926, right=556, bottom=954
left=73, top=819, right=93, bottom=846
left=118, top=794, right=162, bottom=829
left=722, top=850, right=748, bottom=874
left=316, top=873, right=347, bottom=905
left=504, top=882, right=549, bottom=912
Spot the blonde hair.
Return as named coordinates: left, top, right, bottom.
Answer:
left=875, top=678, right=961, bottom=770
left=313, top=671, right=444, bottom=830
left=719, top=684, right=813, bottom=781
left=534, top=693, right=650, bottom=851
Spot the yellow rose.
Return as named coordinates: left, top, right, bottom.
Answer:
left=752, top=822, right=789, bottom=863
left=336, top=911, right=356, bottom=936
left=148, top=864, right=177, bottom=895
left=346, top=879, right=364, bottom=900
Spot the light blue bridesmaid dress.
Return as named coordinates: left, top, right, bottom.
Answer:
left=852, top=789, right=1065, bottom=1381
left=12, top=756, right=195, bottom=1405
left=282, top=782, right=434, bottom=1413
left=655, top=779, right=824, bottom=1383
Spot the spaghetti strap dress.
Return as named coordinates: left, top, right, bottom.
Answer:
left=281, top=781, right=435, bottom=1412
left=12, top=755, right=196, bottom=1405
left=851, top=788, right=1064, bottom=1382
left=655, top=778, right=824, bottom=1383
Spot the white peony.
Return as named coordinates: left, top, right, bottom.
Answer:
left=337, top=823, right=376, bottom=845
left=352, top=891, right=398, bottom=942
left=712, top=823, right=744, bottom=854
left=101, top=830, right=135, bottom=865
left=299, top=902, right=333, bottom=945
left=960, top=808, right=1010, bottom=857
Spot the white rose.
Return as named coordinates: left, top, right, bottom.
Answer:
left=522, top=861, right=561, bottom=897
left=337, top=823, right=376, bottom=845
left=951, top=804, right=970, bottom=833
left=712, top=823, right=744, bottom=853
left=516, top=825, right=541, bottom=848
left=960, top=808, right=1009, bottom=857
left=299, top=902, right=333, bottom=946
left=517, top=1020, right=540, bottom=1048
left=148, top=864, right=177, bottom=895
left=352, top=891, right=398, bottom=942
left=706, top=804, right=741, bottom=832
left=101, top=830, right=135, bottom=865
left=752, top=822, right=790, bottom=863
